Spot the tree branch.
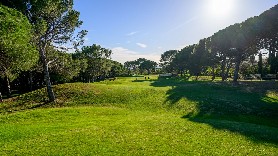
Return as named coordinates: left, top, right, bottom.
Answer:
left=47, top=58, right=58, bottom=66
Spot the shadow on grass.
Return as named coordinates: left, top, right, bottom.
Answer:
left=0, top=88, right=52, bottom=114
left=151, top=79, right=278, bottom=144
left=132, top=80, right=155, bottom=83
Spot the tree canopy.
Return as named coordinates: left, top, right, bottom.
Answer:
left=0, top=4, right=38, bottom=97
left=160, top=4, right=278, bottom=82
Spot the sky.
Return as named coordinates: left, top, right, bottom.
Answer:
left=73, top=0, right=278, bottom=64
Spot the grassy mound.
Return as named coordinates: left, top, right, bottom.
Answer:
left=0, top=77, right=278, bottom=155
left=2, top=78, right=277, bottom=126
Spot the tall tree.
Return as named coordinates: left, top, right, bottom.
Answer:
left=173, top=45, right=194, bottom=76
left=211, top=29, right=233, bottom=81
left=33, top=0, right=86, bottom=101
left=47, top=48, right=87, bottom=83
left=79, top=44, right=112, bottom=82
left=1, top=0, right=87, bottom=101
left=109, top=60, right=124, bottom=77
left=205, top=37, right=220, bottom=80
left=230, top=19, right=258, bottom=82
left=136, top=58, right=157, bottom=75
left=0, top=5, right=38, bottom=97
left=124, top=60, right=139, bottom=75
left=188, top=39, right=208, bottom=79
left=258, top=5, right=278, bottom=74
left=160, top=50, right=178, bottom=73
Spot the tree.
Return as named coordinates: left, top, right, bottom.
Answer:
left=0, top=5, right=38, bottom=97
left=211, top=28, right=233, bottom=81
left=78, top=44, right=112, bottom=82
left=32, top=0, right=87, bottom=101
left=124, top=60, right=139, bottom=75
left=230, top=19, right=258, bottom=82
left=172, top=45, right=194, bottom=76
left=124, top=58, right=157, bottom=75
left=137, top=58, right=157, bottom=75
left=109, top=60, right=124, bottom=77
left=205, top=37, right=220, bottom=80
left=188, top=39, right=209, bottom=79
left=47, top=48, right=87, bottom=83
left=160, top=4, right=277, bottom=81
left=160, top=50, right=178, bottom=73
left=257, top=5, right=278, bottom=74
left=1, top=0, right=87, bottom=101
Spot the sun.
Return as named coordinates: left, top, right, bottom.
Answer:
left=206, top=0, right=235, bottom=18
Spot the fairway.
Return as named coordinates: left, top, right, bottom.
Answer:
left=1, top=1, right=278, bottom=155
left=1, top=107, right=277, bottom=155
left=0, top=77, right=278, bottom=155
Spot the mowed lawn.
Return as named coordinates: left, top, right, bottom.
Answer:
left=0, top=77, right=278, bottom=155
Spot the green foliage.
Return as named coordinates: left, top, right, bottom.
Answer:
left=161, top=4, right=278, bottom=80
left=46, top=48, right=87, bottom=83
left=124, top=58, right=157, bottom=75
left=76, top=44, right=112, bottom=82
left=160, top=50, right=178, bottom=72
left=258, top=5, right=278, bottom=74
left=0, top=5, right=38, bottom=80
left=136, top=58, right=157, bottom=75
left=109, top=60, right=125, bottom=77
left=32, top=0, right=87, bottom=101
left=124, top=60, right=139, bottom=75
left=188, top=39, right=209, bottom=77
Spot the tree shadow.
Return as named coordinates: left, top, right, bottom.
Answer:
left=0, top=88, right=52, bottom=114
left=132, top=80, right=154, bottom=83
left=151, top=79, right=278, bottom=144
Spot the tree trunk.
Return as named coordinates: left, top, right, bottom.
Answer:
left=269, top=49, right=276, bottom=74
left=221, top=57, right=226, bottom=81
left=195, top=73, right=199, bottom=81
left=29, top=71, right=33, bottom=91
left=5, top=76, right=11, bottom=98
left=40, top=48, right=55, bottom=102
left=225, top=60, right=232, bottom=80
left=211, top=65, right=215, bottom=81
left=258, top=52, right=263, bottom=76
left=0, top=92, right=3, bottom=102
left=233, top=56, right=241, bottom=82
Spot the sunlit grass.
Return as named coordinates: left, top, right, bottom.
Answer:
left=0, top=77, right=277, bottom=155
left=0, top=107, right=277, bottom=155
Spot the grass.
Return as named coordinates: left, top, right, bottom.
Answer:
left=0, top=76, right=278, bottom=155
left=1, top=107, right=277, bottom=155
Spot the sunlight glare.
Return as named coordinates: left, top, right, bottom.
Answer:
left=206, top=0, right=235, bottom=18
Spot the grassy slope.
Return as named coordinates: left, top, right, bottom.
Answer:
left=0, top=77, right=278, bottom=155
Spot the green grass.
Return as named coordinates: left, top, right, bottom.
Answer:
left=1, top=107, right=277, bottom=155
left=0, top=76, right=278, bottom=155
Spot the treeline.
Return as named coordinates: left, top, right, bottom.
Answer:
left=124, top=58, right=158, bottom=75
left=160, top=5, right=278, bottom=81
left=1, top=1, right=277, bottom=102
left=0, top=0, right=163, bottom=102
left=2, top=44, right=126, bottom=92
left=0, top=1, right=130, bottom=101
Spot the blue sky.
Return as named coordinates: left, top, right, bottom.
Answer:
left=73, top=0, right=278, bottom=63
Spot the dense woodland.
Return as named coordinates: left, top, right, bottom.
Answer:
left=0, top=1, right=277, bottom=101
